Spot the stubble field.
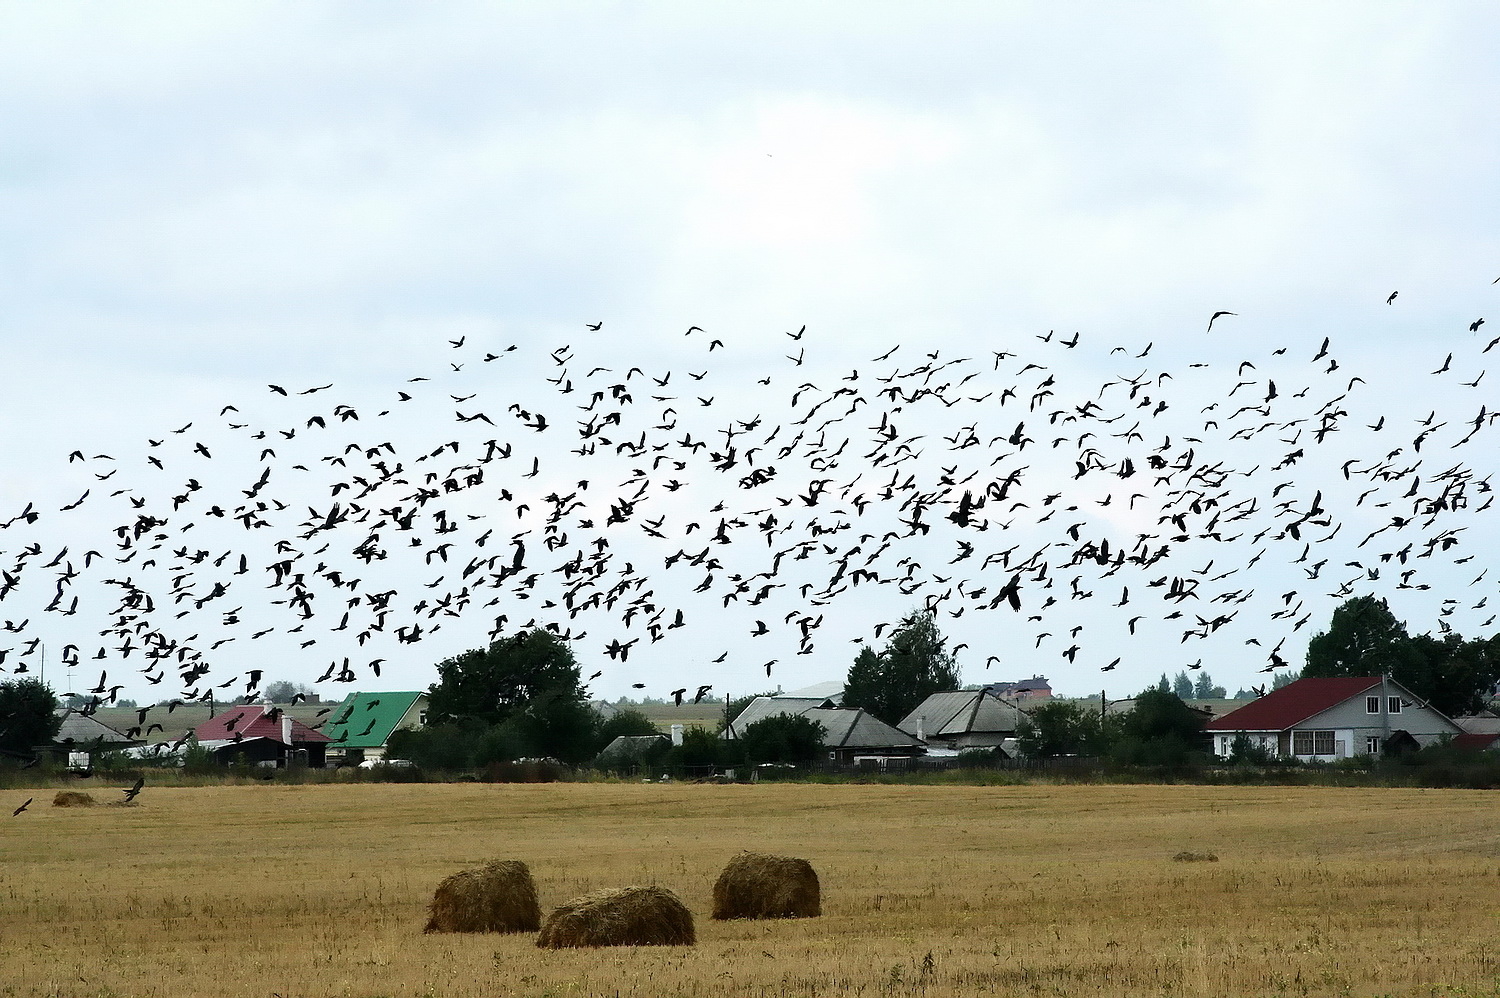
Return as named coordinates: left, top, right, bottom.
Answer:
left=4, top=781, right=1500, bottom=998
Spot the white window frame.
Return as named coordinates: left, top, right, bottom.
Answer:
left=1366, top=735, right=1382, bottom=755
left=1366, top=696, right=1380, bottom=714
left=1293, top=730, right=1337, bottom=756
left=1388, top=697, right=1402, bottom=714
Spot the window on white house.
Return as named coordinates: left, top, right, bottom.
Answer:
left=1293, top=730, right=1337, bottom=756
left=1366, top=736, right=1382, bottom=755
left=1388, top=697, right=1402, bottom=714
left=1366, top=696, right=1380, bottom=714
left=418, top=710, right=428, bottom=726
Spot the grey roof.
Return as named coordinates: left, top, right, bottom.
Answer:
left=898, top=691, right=1027, bottom=738
left=595, top=733, right=668, bottom=762
left=725, top=696, right=922, bottom=751
left=783, top=681, right=846, bottom=704
left=51, top=709, right=141, bottom=748
left=801, top=708, right=924, bottom=751
left=1455, top=715, right=1500, bottom=735
left=725, top=697, right=834, bottom=738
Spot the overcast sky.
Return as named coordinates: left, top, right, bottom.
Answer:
left=2, top=3, right=1497, bottom=708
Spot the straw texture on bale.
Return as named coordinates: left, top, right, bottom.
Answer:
left=423, top=860, right=540, bottom=934
left=536, top=885, right=695, bottom=948
left=711, top=851, right=820, bottom=920
left=52, top=791, right=96, bottom=807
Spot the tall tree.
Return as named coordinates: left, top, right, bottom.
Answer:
left=1016, top=701, right=1105, bottom=758
left=1172, top=671, right=1194, bottom=699
left=425, top=629, right=598, bottom=763
left=1305, top=596, right=1500, bottom=717
left=0, top=678, right=62, bottom=757
left=841, top=610, right=960, bottom=725
left=1193, top=672, right=1227, bottom=698
left=1305, top=596, right=1418, bottom=679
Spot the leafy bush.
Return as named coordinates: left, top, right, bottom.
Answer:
left=956, top=747, right=1001, bottom=768
left=738, top=713, right=826, bottom=765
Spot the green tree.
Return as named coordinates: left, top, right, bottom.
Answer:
left=263, top=680, right=313, bottom=703
left=1305, top=596, right=1417, bottom=679
left=1111, top=688, right=1209, bottom=766
left=1016, top=701, right=1105, bottom=758
left=738, top=713, right=826, bottom=765
left=425, top=629, right=598, bottom=764
left=1305, top=596, right=1500, bottom=717
left=0, top=678, right=62, bottom=758
left=1193, top=672, right=1227, bottom=699
left=1271, top=669, right=1300, bottom=690
left=595, top=708, right=661, bottom=754
left=841, top=610, right=960, bottom=725
left=666, top=725, right=729, bottom=771
left=1156, top=673, right=1170, bottom=693
left=1172, top=671, right=1194, bottom=699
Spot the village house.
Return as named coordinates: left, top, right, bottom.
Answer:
left=194, top=704, right=331, bottom=768
left=898, top=690, right=1027, bottom=755
left=723, top=694, right=925, bottom=763
left=1206, top=676, right=1461, bottom=761
left=321, top=691, right=429, bottom=766
left=41, top=708, right=143, bottom=769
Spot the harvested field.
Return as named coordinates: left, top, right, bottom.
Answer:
left=3, top=782, right=1500, bottom=997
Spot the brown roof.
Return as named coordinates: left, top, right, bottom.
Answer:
left=1206, top=677, right=1382, bottom=731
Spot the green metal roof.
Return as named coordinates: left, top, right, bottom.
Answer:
left=323, top=691, right=426, bottom=749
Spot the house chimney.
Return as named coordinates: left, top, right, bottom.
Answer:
left=670, top=724, right=684, bottom=747
left=916, top=716, right=925, bottom=742
left=282, top=714, right=293, bottom=746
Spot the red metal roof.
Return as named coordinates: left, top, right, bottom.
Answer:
left=195, top=705, right=331, bottom=745
left=1454, top=732, right=1500, bottom=752
left=1206, top=677, right=1383, bottom=732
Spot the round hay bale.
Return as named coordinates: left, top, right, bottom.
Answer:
left=536, top=885, right=694, bottom=948
left=52, top=791, right=96, bottom=807
left=423, top=860, right=540, bottom=934
left=711, top=851, right=820, bottom=920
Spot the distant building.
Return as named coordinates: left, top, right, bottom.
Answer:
left=984, top=676, right=1052, bottom=700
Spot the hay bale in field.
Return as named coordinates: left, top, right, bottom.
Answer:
left=536, top=885, right=694, bottom=948
left=52, top=791, right=96, bottom=807
left=1171, top=850, right=1218, bottom=863
left=711, top=851, right=820, bottom=920
left=423, top=860, right=541, bottom=934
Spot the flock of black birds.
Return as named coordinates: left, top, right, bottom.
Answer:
left=3, top=285, right=1499, bottom=803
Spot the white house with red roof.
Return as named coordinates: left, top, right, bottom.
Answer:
left=1206, top=676, right=1462, bottom=761
left=194, top=704, right=332, bottom=768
